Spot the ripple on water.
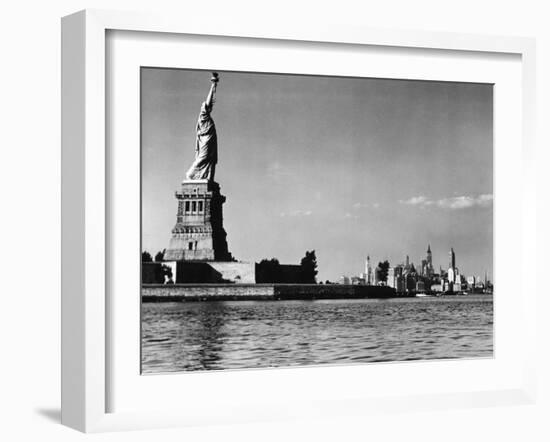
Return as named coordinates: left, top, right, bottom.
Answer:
left=141, top=295, right=493, bottom=373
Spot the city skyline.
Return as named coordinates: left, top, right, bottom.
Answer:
left=358, top=244, right=491, bottom=281
left=141, top=68, right=493, bottom=282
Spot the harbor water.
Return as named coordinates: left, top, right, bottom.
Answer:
left=141, top=295, right=493, bottom=373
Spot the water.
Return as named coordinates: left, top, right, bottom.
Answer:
left=141, top=295, right=493, bottom=373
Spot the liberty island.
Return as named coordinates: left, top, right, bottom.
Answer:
left=143, top=72, right=400, bottom=296
left=144, top=72, right=394, bottom=295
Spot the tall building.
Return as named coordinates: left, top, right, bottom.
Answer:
left=448, top=267, right=455, bottom=285
left=449, top=248, right=456, bottom=271
left=426, top=244, right=434, bottom=276
left=388, top=267, right=395, bottom=288
left=447, top=247, right=462, bottom=291
left=365, top=255, right=372, bottom=285
left=388, top=265, right=404, bottom=291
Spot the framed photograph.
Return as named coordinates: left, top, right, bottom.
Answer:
left=61, top=9, right=537, bottom=432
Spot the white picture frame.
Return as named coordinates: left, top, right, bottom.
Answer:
left=61, top=9, right=537, bottom=433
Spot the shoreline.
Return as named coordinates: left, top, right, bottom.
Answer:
left=142, top=283, right=398, bottom=302
left=141, top=284, right=492, bottom=302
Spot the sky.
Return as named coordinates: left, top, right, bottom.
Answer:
left=141, top=68, right=493, bottom=282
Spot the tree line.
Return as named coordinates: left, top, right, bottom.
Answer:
left=142, top=249, right=319, bottom=284
left=256, top=250, right=318, bottom=284
left=141, top=249, right=165, bottom=263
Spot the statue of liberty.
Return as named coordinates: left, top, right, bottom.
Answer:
left=185, top=72, right=219, bottom=181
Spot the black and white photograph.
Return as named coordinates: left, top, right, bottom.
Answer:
left=5, top=0, right=549, bottom=438
left=140, top=68, right=493, bottom=374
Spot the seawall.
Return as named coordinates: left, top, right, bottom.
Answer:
left=141, top=284, right=399, bottom=302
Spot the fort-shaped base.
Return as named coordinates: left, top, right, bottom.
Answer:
left=164, top=180, right=232, bottom=262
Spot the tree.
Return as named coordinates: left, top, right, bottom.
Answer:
left=377, top=260, right=390, bottom=282
left=142, top=251, right=152, bottom=263
left=256, top=258, right=281, bottom=283
left=300, top=250, right=318, bottom=283
left=154, top=249, right=165, bottom=262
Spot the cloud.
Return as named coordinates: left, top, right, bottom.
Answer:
left=400, top=194, right=493, bottom=210
left=400, top=195, right=431, bottom=206
left=436, top=194, right=493, bottom=209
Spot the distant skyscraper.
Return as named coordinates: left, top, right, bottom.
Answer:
left=447, top=267, right=455, bottom=289
left=365, top=255, right=372, bottom=285
left=388, top=265, right=404, bottom=290
left=447, top=247, right=462, bottom=291
left=449, top=248, right=456, bottom=270
left=388, top=267, right=395, bottom=288
left=425, top=244, right=434, bottom=276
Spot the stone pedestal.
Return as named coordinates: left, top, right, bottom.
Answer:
left=164, top=180, right=233, bottom=261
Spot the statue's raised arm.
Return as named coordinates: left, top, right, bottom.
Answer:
left=185, top=73, right=220, bottom=181
left=204, top=72, right=218, bottom=111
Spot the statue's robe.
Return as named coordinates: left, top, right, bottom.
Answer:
left=186, top=102, right=218, bottom=180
